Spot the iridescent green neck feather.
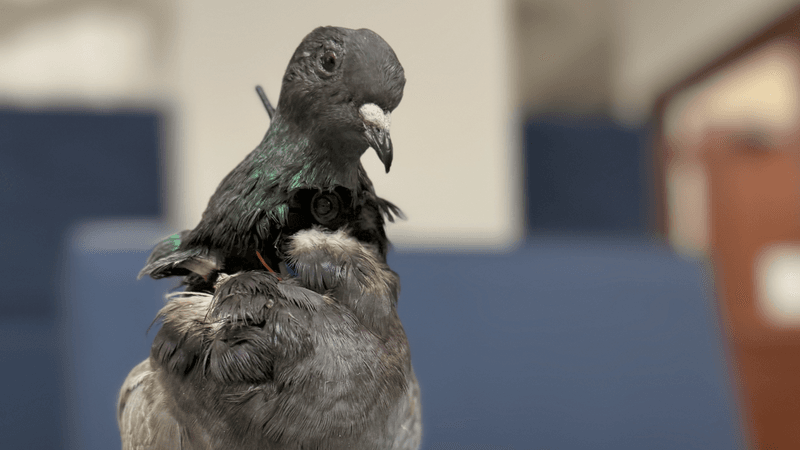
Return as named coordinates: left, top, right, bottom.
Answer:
left=252, top=114, right=363, bottom=194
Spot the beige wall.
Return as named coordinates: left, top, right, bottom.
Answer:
left=610, top=0, right=800, bottom=124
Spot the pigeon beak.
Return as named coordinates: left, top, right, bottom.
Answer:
left=365, top=127, right=393, bottom=173
left=359, top=103, right=393, bottom=173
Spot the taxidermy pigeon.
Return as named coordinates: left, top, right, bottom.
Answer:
left=139, top=25, right=404, bottom=292
left=118, top=26, right=421, bottom=449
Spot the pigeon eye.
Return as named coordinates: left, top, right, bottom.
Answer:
left=320, top=51, right=337, bottom=72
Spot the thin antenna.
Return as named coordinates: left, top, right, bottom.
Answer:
left=255, top=85, right=276, bottom=120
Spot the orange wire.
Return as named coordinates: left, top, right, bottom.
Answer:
left=255, top=250, right=281, bottom=280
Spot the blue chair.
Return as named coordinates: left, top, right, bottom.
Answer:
left=392, top=239, right=742, bottom=449
left=60, top=220, right=173, bottom=450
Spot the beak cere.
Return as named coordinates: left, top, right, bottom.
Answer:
left=359, top=103, right=393, bottom=173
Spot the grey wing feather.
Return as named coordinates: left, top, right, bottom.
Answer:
left=118, top=359, right=188, bottom=450
left=390, top=371, right=423, bottom=450
left=138, top=230, right=221, bottom=280
left=138, top=248, right=220, bottom=280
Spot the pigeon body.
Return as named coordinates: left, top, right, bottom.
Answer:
left=120, top=26, right=421, bottom=449
left=119, top=228, right=421, bottom=449
left=140, top=26, right=405, bottom=289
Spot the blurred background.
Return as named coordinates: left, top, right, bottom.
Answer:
left=3, top=0, right=800, bottom=448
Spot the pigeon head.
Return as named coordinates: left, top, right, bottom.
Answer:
left=277, top=26, right=405, bottom=173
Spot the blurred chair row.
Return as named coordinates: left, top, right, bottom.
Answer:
left=61, top=223, right=741, bottom=450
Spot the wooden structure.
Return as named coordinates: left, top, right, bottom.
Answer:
left=652, top=6, right=800, bottom=448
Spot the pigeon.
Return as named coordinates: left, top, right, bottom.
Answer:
left=118, top=26, right=421, bottom=449
left=139, top=25, right=405, bottom=292
left=118, top=227, right=422, bottom=449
